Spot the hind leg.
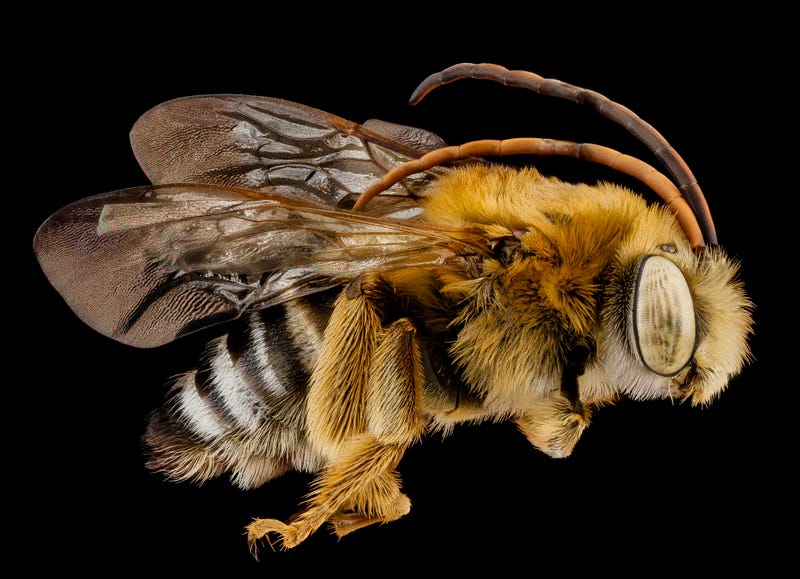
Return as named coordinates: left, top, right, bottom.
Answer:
left=247, top=317, right=425, bottom=550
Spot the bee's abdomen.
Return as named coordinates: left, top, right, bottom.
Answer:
left=143, top=291, right=337, bottom=489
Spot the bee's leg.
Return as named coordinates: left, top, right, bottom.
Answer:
left=247, top=433, right=409, bottom=550
left=515, top=392, right=591, bottom=458
left=247, top=278, right=425, bottom=550
left=515, top=343, right=593, bottom=458
left=328, top=469, right=412, bottom=538
left=329, top=316, right=426, bottom=538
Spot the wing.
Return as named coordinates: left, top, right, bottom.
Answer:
left=129, top=94, right=449, bottom=209
left=36, top=95, right=473, bottom=348
left=34, top=184, right=480, bottom=349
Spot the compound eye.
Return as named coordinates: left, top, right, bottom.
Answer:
left=630, top=255, right=697, bottom=376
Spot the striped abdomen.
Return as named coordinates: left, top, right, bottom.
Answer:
left=143, top=290, right=339, bottom=489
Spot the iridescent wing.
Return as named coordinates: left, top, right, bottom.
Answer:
left=34, top=183, right=481, bottom=349
left=35, top=97, right=473, bottom=349
left=130, top=94, right=449, bottom=210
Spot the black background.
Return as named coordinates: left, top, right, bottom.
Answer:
left=23, top=8, right=788, bottom=575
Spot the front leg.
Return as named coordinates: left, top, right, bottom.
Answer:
left=515, top=342, right=593, bottom=458
left=515, top=391, right=591, bottom=458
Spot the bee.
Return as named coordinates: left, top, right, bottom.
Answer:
left=33, top=63, right=753, bottom=553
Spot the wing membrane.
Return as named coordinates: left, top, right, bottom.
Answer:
left=34, top=184, right=476, bottom=348
left=37, top=96, right=466, bottom=348
left=130, top=95, right=449, bottom=208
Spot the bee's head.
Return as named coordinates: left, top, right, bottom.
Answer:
left=586, top=213, right=754, bottom=407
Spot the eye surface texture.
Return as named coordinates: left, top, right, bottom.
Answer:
left=630, top=255, right=697, bottom=376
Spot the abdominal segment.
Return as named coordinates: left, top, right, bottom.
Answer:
left=143, top=290, right=338, bottom=489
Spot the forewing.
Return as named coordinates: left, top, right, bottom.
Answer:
left=130, top=95, right=449, bottom=209
left=34, top=184, right=471, bottom=348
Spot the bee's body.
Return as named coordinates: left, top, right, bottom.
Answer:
left=34, top=64, right=752, bottom=552
left=145, top=164, right=749, bottom=527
